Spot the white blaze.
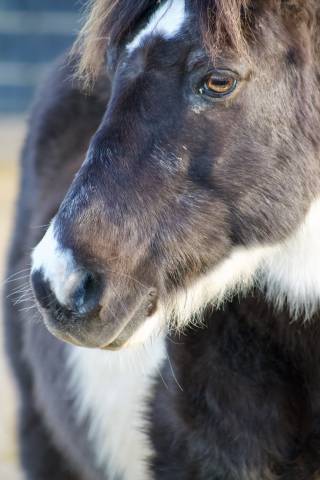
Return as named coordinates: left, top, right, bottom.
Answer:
left=127, top=0, right=186, bottom=53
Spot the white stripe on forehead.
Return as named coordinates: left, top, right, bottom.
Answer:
left=127, top=0, right=186, bottom=54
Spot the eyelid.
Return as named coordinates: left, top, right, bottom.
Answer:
left=207, top=69, right=240, bottom=81
left=195, top=69, right=239, bottom=99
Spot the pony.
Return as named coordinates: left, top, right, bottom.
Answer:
left=5, top=0, right=320, bottom=478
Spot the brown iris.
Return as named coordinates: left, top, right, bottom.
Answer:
left=202, top=74, right=237, bottom=97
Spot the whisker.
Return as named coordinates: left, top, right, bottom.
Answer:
left=166, top=351, right=183, bottom=392
left=7, top=286, right=32, bottom=298
left=108, top=282, right=130, bottom=318
left=19, top=305, right=39, bottom=312
left=4, top=268, right=31, bottom=281
left=167, top=336, right=184, bottom=346
left=14, top=295, right=35, bottom=306
left=14, top=291, right=33, bottom=300
left=105, top=268, right=149, bottom=290
left=155, top=364, right=169, bottom=390
left=30, top=223, right=49, bottom=230
left=2, top=271, right=31, bottom=286
left=100, top=303, right=119, bottom=323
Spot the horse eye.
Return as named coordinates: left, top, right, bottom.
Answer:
left=199, top=73, right=237, bottom=98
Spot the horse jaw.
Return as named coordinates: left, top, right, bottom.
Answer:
left=167, top=198, right=320, bottom=327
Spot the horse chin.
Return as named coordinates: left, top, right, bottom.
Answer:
left=41, top=306, right=164, bottom=351
left=104, top=310, right=165, bottom=350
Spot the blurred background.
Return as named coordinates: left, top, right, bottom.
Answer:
left=0, top=1, right=84, bottom=477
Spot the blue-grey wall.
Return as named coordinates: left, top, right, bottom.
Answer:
left=0, top=0, right=83, bottom=113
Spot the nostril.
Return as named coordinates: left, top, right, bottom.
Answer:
left=72, top=272, right=102, bottom=315
left=31, top=270, right=53, bottom=310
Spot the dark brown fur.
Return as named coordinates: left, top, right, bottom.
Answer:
left=5, top=1, right=320, bottom=479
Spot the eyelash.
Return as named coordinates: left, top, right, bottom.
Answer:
left=197, top=71, right=238, bottom=99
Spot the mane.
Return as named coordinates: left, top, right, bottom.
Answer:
left=73, top=0, right=317, bottom=88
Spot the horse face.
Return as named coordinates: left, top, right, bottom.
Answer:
left=31, top=1, right=320, bottom=349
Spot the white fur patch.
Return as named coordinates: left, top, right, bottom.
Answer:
left=167, top=244, right=275, bottom=328
left=68, top=335, right=166, bottom=480
left=31, top=222, right=80, bottom=307
left=127, top=0, right=186, bottom=54
left=262, top=199, right=320, bottom=318
left=125, top=307, right=166, bottom=347
left=167, top=198, right=320, bottom=326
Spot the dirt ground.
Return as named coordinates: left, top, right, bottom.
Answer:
left=0, top=117, right=26, bottom=479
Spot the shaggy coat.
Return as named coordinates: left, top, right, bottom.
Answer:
left=5, top=1, right=320, bottom=479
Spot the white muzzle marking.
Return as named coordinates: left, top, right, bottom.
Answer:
left=31, top=222, right=81, bottom=307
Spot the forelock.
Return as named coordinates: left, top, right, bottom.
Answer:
left=73, top=0, right=318, bottom=88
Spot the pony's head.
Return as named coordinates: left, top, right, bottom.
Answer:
left=31, top=0, right=320, bottom=349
